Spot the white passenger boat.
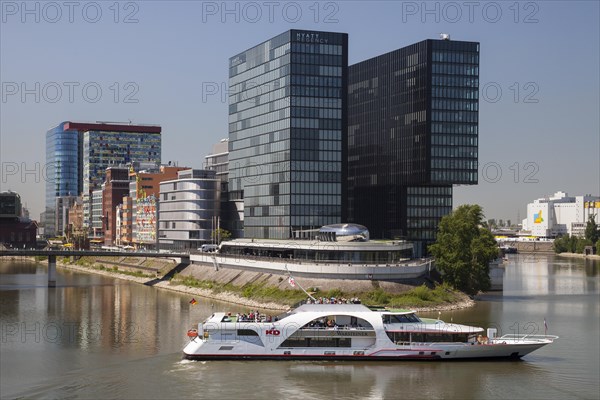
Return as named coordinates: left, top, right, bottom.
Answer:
left=183, top=304, right=557, bottom=360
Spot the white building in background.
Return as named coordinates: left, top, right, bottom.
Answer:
left=158, top=169, right=219, bottom=250
left=522, top=191, right=600, bottom=237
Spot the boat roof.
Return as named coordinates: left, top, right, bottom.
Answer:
left=290, top=304, right=416, bottom=315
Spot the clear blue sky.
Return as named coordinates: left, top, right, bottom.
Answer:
left=1, top=1, right=599, bottom=224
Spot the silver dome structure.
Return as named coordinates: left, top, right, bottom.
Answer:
left=319, top=223, right=370, bottom=242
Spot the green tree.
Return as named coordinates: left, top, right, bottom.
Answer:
left=211, top=228, right=231, bottom=244
left=553, top=235, right=569, bottom=253
left=585, top=215, right=599, bottom=244
left=429, top=205, right=499, bottom=295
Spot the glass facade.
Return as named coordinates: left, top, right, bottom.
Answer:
left=348, top=39, right=479, bottom=245
left=228, top=29, right=348, bottom=239
left=82, top=130, right=161, bottom=227
left=45, top=122, right=80, bottom=237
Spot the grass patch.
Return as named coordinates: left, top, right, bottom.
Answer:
left=168, top=275, right=461, bottom=309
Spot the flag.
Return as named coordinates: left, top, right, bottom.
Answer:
left=288, top=276, right=296, bottom=287
left=544, top=318, right=548, bottom=334
left=189, top=298, right=198, bottom=305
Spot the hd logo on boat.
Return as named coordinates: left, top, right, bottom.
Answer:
left=265, top=329, right=280, bottom=336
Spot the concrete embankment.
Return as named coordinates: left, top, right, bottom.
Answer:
left=14, top=255, right=473, bottom=312
left=512, top=241, right=554, bottom=254
left=556, top=252, right=600, bottom=261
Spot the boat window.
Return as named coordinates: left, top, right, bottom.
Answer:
left=384, top=314, right=421, bottom=324
left=386, top=332, right=470, bottom=343
left=280, top=337, right=351, bottom=348
left=237, top=329, right=259, bottom=336
left=301, top=316, right=373, bottom=330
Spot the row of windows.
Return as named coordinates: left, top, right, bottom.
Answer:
left=431, top=146, right=477, bottom=158
left=292, top=149, right=341, bottom=162
left=290, top=64, right=343, bottom=77
left=290, top=75, right=342, bottom=88
left=280, top=337, right=351, bottom=348
left=432, top=75, right=479, bottom=88
left=431, top=123, right=478, bottom=135
left=291, top=204, right=341, bottom=217
left=290, top=182, right=341, bottom=195
left=431, top=135, right=478, bottom=147
left=229, top=52, right=290, bottom=85
left=290, top=118, right=342, bottom=131
left=431, top=171, right=478, bottom=183
left=229, top=117, right=290, bottom=138
left=290, top=86, right=341, bottom=99
left=230, top=161, right=341, bottom=181
left=431, top=158, right=478, bottom=171
left=229, top=86, right=288, bottom=110
left=290, top=96, right=342, bottom=109
left=432, top=63, right=479, bottom=76
left=407, top=207, right=452, bottom=218
left=432, top=99, right=478, bottom=112
left=290, top=107, right=342, bottom=120
left=231, top=107, right=290, bottom=132
left=291, top=42, right=344, bottom=56
left=432, top=51, right=479, bottom=64
left=289, top=138, right=341, bottom=152
left=407, top=185, right=452, bottom=196
left=407, top=195, right=452, bottom=207
left=290, top=53, right=343, bottom=66
left=230, top=97, right=289, bottom=124
left=432, top=86, right=478, bottom=100
left=432, top=111, right=478, bottom=123
left=291, top=194, right=341, bottom=206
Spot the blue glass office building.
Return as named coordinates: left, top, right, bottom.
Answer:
left=45, top=122, right=80, bottom=236
left=228, top=30, right=348, bottom=239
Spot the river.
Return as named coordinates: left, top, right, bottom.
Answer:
left=1, top=254, right=598, bottom=399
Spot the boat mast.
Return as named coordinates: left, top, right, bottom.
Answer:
left=284, top=264, right=316, bottom=301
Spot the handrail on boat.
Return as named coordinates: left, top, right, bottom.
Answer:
left=495, top=334, right=559, bottom=342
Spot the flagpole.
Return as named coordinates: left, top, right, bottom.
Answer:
left=284, top=264, right=316, bottom=301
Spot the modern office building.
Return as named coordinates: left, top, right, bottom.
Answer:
left=228, top=29, right=348, bottom=239
left=82, top=125, right=161, bottom=228
left=45, top=122, right=80, bottom=237
left=45, top=121, right=162, bottom=237
left=521, top=191, right=600, bottom=237
left=205, top=138, right=243, bottom=238
left=158, top=169, right=219, bottom=250
left=347, top=38, right=479, bottom=252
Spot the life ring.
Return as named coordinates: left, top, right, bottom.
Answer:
left=187, top=329, right=198, bottom=338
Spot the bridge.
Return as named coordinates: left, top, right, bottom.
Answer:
left=0, top=249, right=191, bottom=287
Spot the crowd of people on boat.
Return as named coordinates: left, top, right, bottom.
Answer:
left=305, top=297, right=361, bottom=305
left=234, top=311, right=275, bottom=323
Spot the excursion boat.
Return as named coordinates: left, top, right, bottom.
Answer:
left=183, top=304, right=557, bottom=360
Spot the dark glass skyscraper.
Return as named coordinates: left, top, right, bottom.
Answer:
left=228, top=29, right=348, bottom=239
left=348, top=39, right=479, bottom=249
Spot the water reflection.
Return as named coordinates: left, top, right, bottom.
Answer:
left=1, top=256, right=599, bottom=399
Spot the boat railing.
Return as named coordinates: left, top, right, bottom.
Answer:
left=298, top=326, right=374, bottom=331
left=493, top=334, right=559, bottom=343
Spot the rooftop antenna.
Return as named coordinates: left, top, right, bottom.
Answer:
left=440, top=33, right=451, bottom=41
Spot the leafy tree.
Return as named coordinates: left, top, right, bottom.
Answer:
left=211, top=228, right=231, bottom=244
left=596, top=239, right=600, bottom=254
left=576, top=239, right=592, bottom=254
left=585, top=215, right=599, bottom=244
left=429, top=205, right=499, bottom=295
left=553, top=235, right=570, bottom=253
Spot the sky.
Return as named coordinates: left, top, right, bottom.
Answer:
left=1, top=0, right=599, bottom=224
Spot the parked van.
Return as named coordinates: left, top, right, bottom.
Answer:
left=200, top=244, right=219, bottom=253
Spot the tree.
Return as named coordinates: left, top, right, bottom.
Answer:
left=585, top=215, right=599, bottom=244
left=211, top=228, right=231, bottom=244
left=429, top=205, right=499, bottom=295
